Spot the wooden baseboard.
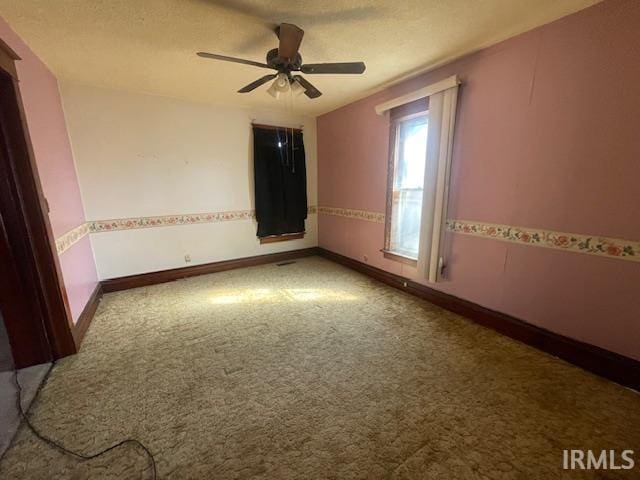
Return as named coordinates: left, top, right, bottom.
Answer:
left=102, top=247, right=320, bottom=293
left=72, top=283, right=103, bottom=347
left=317, top=247, right=640, bottom=391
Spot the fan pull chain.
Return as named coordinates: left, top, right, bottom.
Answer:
left=291, top=86, right=296, bottom=173
left=292, top=128, right=296, bottom=174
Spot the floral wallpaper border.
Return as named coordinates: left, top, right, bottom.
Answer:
left=447, top=220, right=639, bottom=262
left=56, top=208, right=639, bottom=263
left=90, top=210, right=256, bottom=234
left=317, top=206, right=385, bottom=223
left=316, top=207, right=639, bottom=263
left=55, top=206, right=318, bottom=255
left=55, top=222, right=91, bottom=255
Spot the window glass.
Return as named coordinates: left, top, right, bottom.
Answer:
left=389, top=114, right=428, bottom=259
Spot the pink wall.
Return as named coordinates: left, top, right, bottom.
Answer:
left=0, top=17, right=98, bottom=323
left=318, top=0, right=640, bottom=360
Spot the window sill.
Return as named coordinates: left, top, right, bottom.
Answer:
left=259, top=232, right=305, bottom=244
left=381, top=249, right=417, bottom=266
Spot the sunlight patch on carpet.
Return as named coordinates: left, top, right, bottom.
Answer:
left=208, top=287, right=359, bottom=304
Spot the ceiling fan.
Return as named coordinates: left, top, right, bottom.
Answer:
left=197, top=23, right=366, bottom=99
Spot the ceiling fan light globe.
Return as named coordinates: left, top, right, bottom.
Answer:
left=290, top=80, right=305, bottom=97
left=267, top=81, right=281, bottom=99
left=274, top=73, right=290, bottom=93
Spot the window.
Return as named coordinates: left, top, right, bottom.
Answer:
left=253, top=125, right=307, bottom=244
left=378, top=76, right=459, bottom=282
left=384, top=100, right=429, bottom=262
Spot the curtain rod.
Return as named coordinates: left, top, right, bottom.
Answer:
left=251, top=122, right=303, bottom=132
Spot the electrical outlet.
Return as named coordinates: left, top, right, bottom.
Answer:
left=184, top=254, right=191, bottom=263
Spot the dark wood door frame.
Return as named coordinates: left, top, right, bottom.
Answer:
left=0, top=40, right=76, bottom=368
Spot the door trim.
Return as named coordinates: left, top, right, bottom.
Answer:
left=0, top=42, right=76, bottom=367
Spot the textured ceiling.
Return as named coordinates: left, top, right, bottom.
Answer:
left=0, top=0, right=600, bottom=116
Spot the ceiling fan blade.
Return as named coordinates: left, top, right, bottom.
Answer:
left=293, top=75, right=322, bottom=99
left=277, top=23, right=304, bottom=60
left=238, top=74, right=277, bottom=93
left=197, top=52, right=275, bottom=70
left=300, top=62, right=366, bottom=74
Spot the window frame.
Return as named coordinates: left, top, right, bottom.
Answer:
left=383, top=102, right=429, bottom=266
left=259, top=232, right=305, bottom=244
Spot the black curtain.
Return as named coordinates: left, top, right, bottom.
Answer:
left=253, top=126, right=307, bottom=238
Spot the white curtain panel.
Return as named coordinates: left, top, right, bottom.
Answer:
left=416, top=81, right=459, bottom=282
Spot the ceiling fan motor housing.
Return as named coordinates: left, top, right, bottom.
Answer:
left=267, top=48, right=302, bottom=73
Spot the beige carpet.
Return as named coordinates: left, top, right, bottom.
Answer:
left=1, top=256, right=638, bottom=479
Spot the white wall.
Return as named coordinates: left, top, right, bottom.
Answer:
left=60, top=82, right=318, bottom=279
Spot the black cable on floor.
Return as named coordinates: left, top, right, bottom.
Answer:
left=5, top=361, right=157, bottom=479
